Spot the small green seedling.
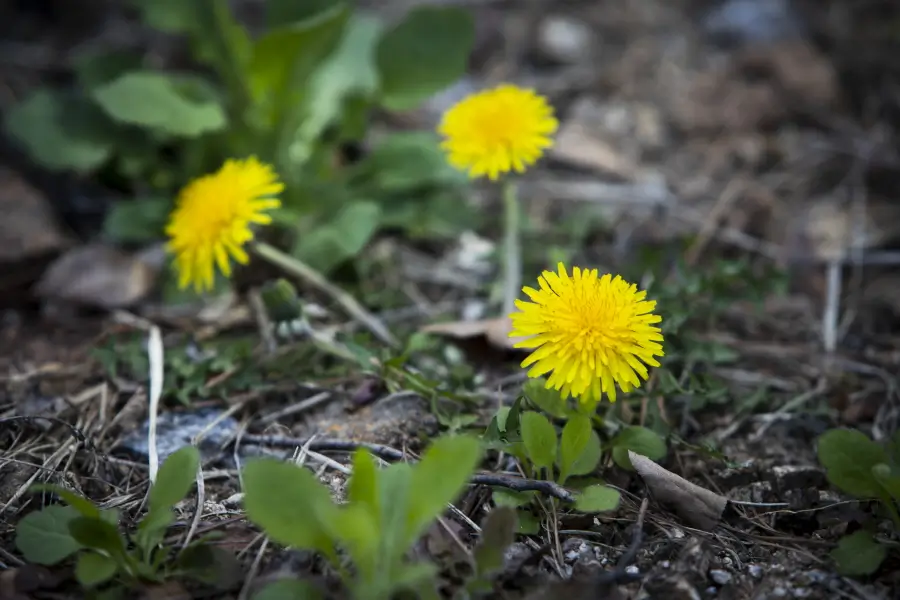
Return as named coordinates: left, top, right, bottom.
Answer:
left=243, top=435, right=485, bottom=600
left=817, top=428, right=900, bottom=576
left=15, top=446, right=237, bottom=593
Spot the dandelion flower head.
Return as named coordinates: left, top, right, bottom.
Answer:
left=510, top=263, right=664, bottom=407
left=166, top=157, right=283, bottom=293
left=438, top=84, right=558, bottom=181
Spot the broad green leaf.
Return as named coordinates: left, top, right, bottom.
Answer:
left=473, top=506, right=517, bottom=576
left=29, top=484, right=101, bottom=519
left=520, top=411, right=558, bottom=472
left=102, top=197, right=171, bottom=244
left=574, top=485, right=621, bottom=513
left=375, top=6, right=474, bottom=110
left=404, top=436, right=482, bottom=547
left=352, top=132, right=466, bottom=194
left=321, top=505, right=379, bottom=581
left=4, top=89, right=114, bottom=172
left=817, top=429, right=887, bottom=498
left=252, top=579, right=324, bottom=600
left=68, top=517, right=127, bottom=559
left=288, top=14, right=382, bottom=165
left=248, top=4, right=349, bottom=108
left=92, top=71, right=227, bottom=137
left=523, top=379, right=569, bottom=419
left=558, top=415, right=592, bottom=484
left=611, top=426, right=667, bottom=470
left=831, top=531, right=886, bottom=576
left=378, top=461, right=412, bottom=564
left=75, top=552, right=118, bottom=588
left=130, top=0, right=195, bottom=32
left=241, top=459, right=335, bottom=554
left=75, top=50, right=144, bottom=90
left=491, top=489, right=535, bottom=508
left=568, top=429, right=602, bottom=477
left=390, top=562, right=440, bottom=596
left=293, top=201, right=381, bottom=274
left=15, top=505, right=83, bottom=565
left=149, top=445, right=200, bottom=513
left=348, top=449, right=380, bottom=517
left=135, top=507, right=174, bottom=559
left=871, top=463, right=900, bottom=500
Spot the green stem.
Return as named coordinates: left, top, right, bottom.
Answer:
left=502, top=179, right=522, bottom=317
left=250, top=241, right=398, bottom=348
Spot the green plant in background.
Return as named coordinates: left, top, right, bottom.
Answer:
left=4, top=0, right=479, bottom=292
left=15, top=447, right=236, bottom=594
left=242, top=435, right=490, bottom=600
left=817, top=428, right=900, bottom=576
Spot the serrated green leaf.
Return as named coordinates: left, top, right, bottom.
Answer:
left=611, top=426, right=667, bottom=470
left=75, top=552, right=118, bottom=588
left=92, top=71, right=227, bottom=137
left=558, top=415, right=592, bottom=485
left=473, top=506, right=517, bottom=576
left=404, top=436, right=482, bottom=547
left=520, top=411, right=558, bottom=472
left=293, top=201, right=381, bottom=274
left=522, top=379, right=569, bottom=419
left=817, top=429, right=886, bottom=498
left=149, top=445, right=200, bottom=513
left=375, top=5, right=474, bottom=111
left=241, top=459, right=335, bottom=555
left=15, top=505, right=83, bottom=565
left=4, top=89, right=114, bottom=173
left=252, top=579, right=324, bottom=600
left=831, top=531, right=886, bottom=576
left=568, top=429, right=602, bottom=477
left=102, top=197, right=171, bottom=244
left=574, top=485, right=621, bottom=513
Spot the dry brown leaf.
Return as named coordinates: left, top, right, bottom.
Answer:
left=420, top=316, right=529, bottom=351
left=628, top=451, right=727, bottom=531
left=34, top=243, right=164, bottom=309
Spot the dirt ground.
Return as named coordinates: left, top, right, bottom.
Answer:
left=3, top=0, right=900, bottom=598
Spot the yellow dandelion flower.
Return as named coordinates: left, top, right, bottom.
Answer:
left=510, top=263, right=664, bottom=406
left=165, top=157, right=283, bottom=293
left=438, top=84, right=558, bottom=181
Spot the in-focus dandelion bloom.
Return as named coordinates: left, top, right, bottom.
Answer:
left=438, top=84, right=558, bottom=181
left=166, top=157, right=283, bottom=292
left=509, top=263, right=664, bottom=406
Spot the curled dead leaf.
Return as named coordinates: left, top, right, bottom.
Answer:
left=420, top=316, right=530, bottom=351
left=628, top=451, right=727, bottom=531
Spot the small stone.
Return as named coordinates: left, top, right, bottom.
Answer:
left=537, top=16, right=593, bottom=64
left=710, top=569, right=732, bottom=585
left=748, top=565, right=763, bottom=579
left=625, top=565, right=640, bottom=576
left=772, top=586, right=788, bottom=597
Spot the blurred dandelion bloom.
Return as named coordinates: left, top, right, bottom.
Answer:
left=438, top=84, right=558, bottom=180
left=509, top=263, right=664, bottom=406
left=166, top=157, right=283, bottom=292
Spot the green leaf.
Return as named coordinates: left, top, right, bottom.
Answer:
left=130, top=0, right=196, bottom=33
left=568, top=429, right=602, bottom=477
left=491, top=489, right=535, bottom=508
left=522, top=379, right=570, bottom=419
left=520, top=411, right=558, bottom=472
left=390, top=562, right=440, bottom=595
left=177, top=544, right=243, bottom=589
left=558, top=415, right=592, bottom=484
left=241, top=459, right=335, bottom=555
left=377, top=462, right=412, bottom=564
left=135, top=507, right=174, bottom=560
left=611, top=426, right=668, bottom=470
left=831, top=531, right=886, bottom=576
left=294, top=201, right=381, bottom=274
left=149, top=445, right=200, bottom=513
left=75, top=552, right=118, bottom=588
left=817, top=429, right=887, bottom=498
left=75, top=49, right=144, bottom=90
left=252, top=579, right=324, bottom=600
left=404, top=435, right=483, bottom=547
left=348, top=449, right=380, bottom=516
left=29, top=484, right=101, bottom=519
left=259, top=279, right=303, bottom=323
left=92, top=71, right=227, bottom=137
left=249, top=4, right=349, bottom=109
left=375, top=5, right=474, bottom=111
left=15, top=505, right=83, bottom=565
left=68, top=517, right=127, bottom=559
left=4, top=89, right=114, bottom=172
left=321, top=505, right=379, bottom=581
left=473, top=506, right=517, bottom=576
left=102, top=197, right=171, bottom=244
left=287, top=14, right=382, bottom=164
left=574, top=485, right=621, bottom=513
left=353, top=132, right=467, bottom=194
left=872, top=463, right=900, bottom=500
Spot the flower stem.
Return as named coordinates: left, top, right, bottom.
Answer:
left=250, top=242, right=398, bottom=348
left=502, top=179, right=522, bottom=316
